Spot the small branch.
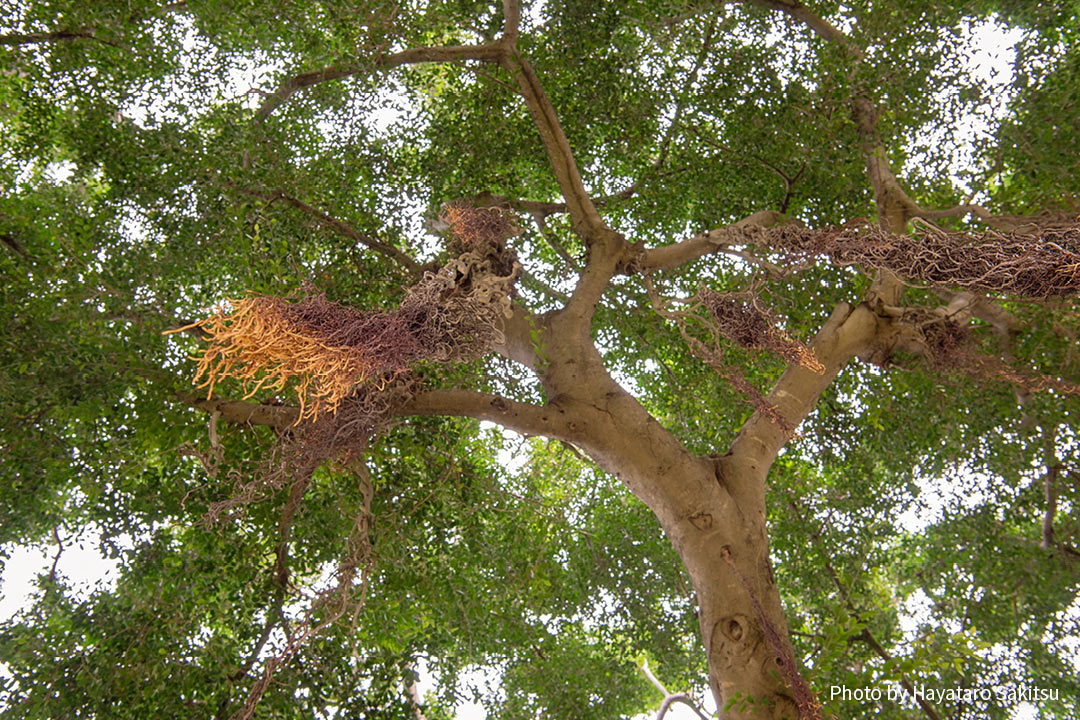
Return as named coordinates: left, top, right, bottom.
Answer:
left=0, top=28, right=118, bottom=48
left=244, top=188, right=420, bottom=274
left=46, top=526, right=64, bottom=588
left=640, top=659, right=670, bottom=696
left=655, top=694, right=710, bottom=720
left=1041, top=425, right=1061, bottom=551
left=181, top=394, right=301, bottom=429
left=738, top=0, right=857, bottom=49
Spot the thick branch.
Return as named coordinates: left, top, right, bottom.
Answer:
left=637, top=210, right=788, bottom=272
left=500, top=52, right=608, bottom=240
left=182, top=394, right=301, bottom=429
left=400, top=389, right=577, bottom=441
left=931, top=290, right=1019, bottom=338
left=255, top=43, right=507, bottom=120
left=183, top=389, right=572, bottom=443
left=914, top=204, right=1080, bottom=234
left=501, top=0, right=520, bottom=45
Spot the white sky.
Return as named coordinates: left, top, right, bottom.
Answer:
left=0, top=10, right=1067, bottom=720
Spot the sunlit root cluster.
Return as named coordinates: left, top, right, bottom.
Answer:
left=743, top=218, right=1080, bottom=298
left=179, top=205, right=520, bottom=422
left=699, top=289, right=824, bottom=373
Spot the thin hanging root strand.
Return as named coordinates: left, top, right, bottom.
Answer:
left=720, top=547, right=822, bottom=720
left=699, top=290, right=824, bottom=374
left=918, top=318, right=1080, bottom=396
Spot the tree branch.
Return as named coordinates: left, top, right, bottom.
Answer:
left=737, top=1, right=856, bottom=49
left=1041, top=424, right=1061, bottom=551
left=260, top=189, right=421, bottom=274
left=637, top=210, right=789, bottom=272
left=743, top=0, right=914, bottom=310
left=0, top=28, right=118, bottom=48
left=655, top=694, right=711, bottom=720
left=914, top=204, right=1080, bottom=234
left=499, top=52, right=609, bottom=241
left=400, top=389, right=577, bottom=441
left=255, top=43, right=508, bottom=120
left=182, top=388, right=573, bottom=443
left=181, top=394, right=301, bottom=429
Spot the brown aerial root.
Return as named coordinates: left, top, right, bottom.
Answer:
left=699, top=289, right=824, bottom=374
left=173, top=294, right=414, bottom=422
left=748, top=218, right=1080, bottom=298
left=441, top=200, right=517, bottom=247
left=901, top=311, right=1080, bottom=396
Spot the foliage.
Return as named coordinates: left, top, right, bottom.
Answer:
left=1, top=1, right=1079, bottom=719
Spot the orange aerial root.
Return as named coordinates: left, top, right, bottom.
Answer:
left=187, top=294, right=419, bottom=423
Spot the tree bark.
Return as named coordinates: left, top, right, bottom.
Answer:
left=533, top=341, right=811, bottom=718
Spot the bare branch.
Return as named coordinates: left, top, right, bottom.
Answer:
left=914, top=204, right=1080, bottom=234
left=181, top=394, right=301, bottom=429
left=500, top=52, right=610, bottom=240
left=255, top=43, right=508, bottom=120
left=655, top=694, right=711, bottom=720
left=637, top=210, right=789, bottom=272
left=1042, top=425, right=1062, bottom=551
left=183, top=388, right=572, bottom=443
left=400, top=389, right=577, bottom=441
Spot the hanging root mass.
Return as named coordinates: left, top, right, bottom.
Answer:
left=172, top=205, right=520, bottom=720
left=903, top=311, right=1080, bottom=396
left=730, top=218, right=1080, bottom=298
left=699, top=290, right=823, bottom=373
left=174, top=205, right=520, bottom=422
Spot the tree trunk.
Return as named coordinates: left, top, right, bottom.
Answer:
left=546, top=350, right=807, bottom=718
